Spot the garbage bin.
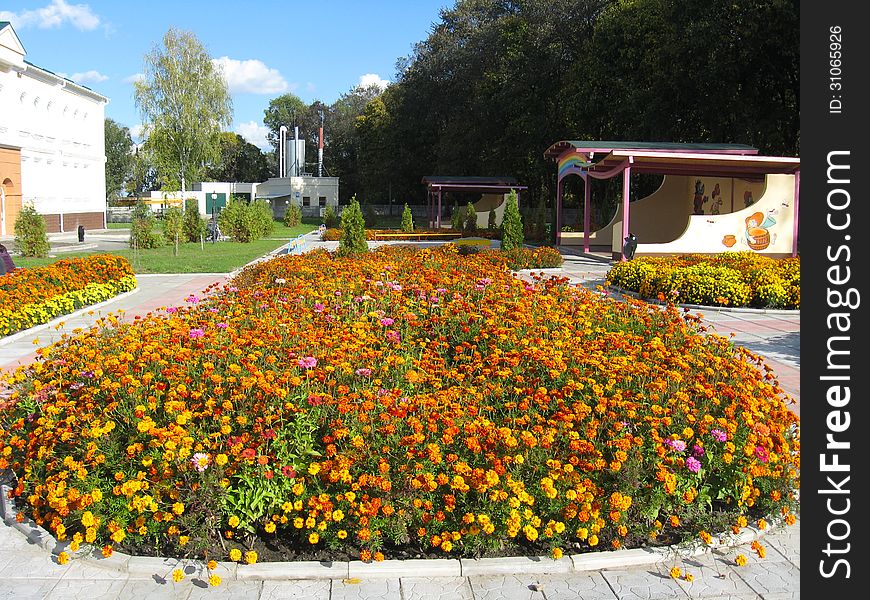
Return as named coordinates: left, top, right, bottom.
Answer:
left=78, top=224, right=85, bottom=243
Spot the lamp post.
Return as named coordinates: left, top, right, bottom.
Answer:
left=211, top=192, right=217, bottom=243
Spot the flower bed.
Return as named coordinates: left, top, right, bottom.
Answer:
left=0, top=255, right=137, bottom=337
left=320, top=228, right=502, bottom=242
left=605, top=252, right=800, bottom=309
left=0, top=245, right=798, bottom=569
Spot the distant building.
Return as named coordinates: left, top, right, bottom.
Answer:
left=0, top=22, right=108, bottom=235
left=254, top=176, right=340, bottom=219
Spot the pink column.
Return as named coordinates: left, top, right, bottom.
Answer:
left=583, top=175, right=591, bottom=253
left=555, top=178, right=563, bottom=246
left=792, top=170, right=800, bottom=257
left=621, top=167, right=631, bottom=261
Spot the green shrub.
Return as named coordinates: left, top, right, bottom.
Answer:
left=129, top=201, right=164, bottom=249
left=249, top=198, right=275, bottom=239
left=463, top=202, right=478, bottom=233
left=323, top=205, right=339, bottom=229
left=218, top=197, right=261, bottom=243
left=13, top=203, right=50, bottom=258
left=488, top=208, right=497, bottom=230
left=401, top=203, right=414, bottom=233
left=338, top=196, right=368, bottom=256
left=500, top=190, right=524, bottom=251
left=183, top=198, right=207, bottom=242
left=283, top=204, right=302, bottom=227
left=450, top=203, right=463, bottom=231
left=162, top=206, right=184, bottom=255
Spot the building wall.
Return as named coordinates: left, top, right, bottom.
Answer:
left=0, top=25, right=107, bottom=233
left=0, top=146, right=22, bottom=237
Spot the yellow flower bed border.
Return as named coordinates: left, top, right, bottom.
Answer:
left=0, top=275, right=137, bottom=338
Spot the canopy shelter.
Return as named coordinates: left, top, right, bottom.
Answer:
left=544, top=141, right=801, bottom=259
left=422, top=176, right=527, bottom=229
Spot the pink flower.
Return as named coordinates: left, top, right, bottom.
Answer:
left=686, top=456, right=701, bottom=473
left=666, top=439, right=686, bottom=452
left=754, top=446, right=769, bottom=463
left=313, top=303, right=325, bottom=313
left=379, top=318, right=395, bottom=327
left=355, top=368, right=372, bottom=377
left=216, top=322, right=228, bottom=329
left=185, top=295, right=200, bottom=304
left=386, top=330, right=401, bottom=343
left=711, top=429, right=727, bottom=442
left=192, top=453, right=211, bottom=472
left=298, top=356, right=318, bottom=369
left=166, top=306, right=178, bottom=314
left=189, top=328, right=205, bottom=339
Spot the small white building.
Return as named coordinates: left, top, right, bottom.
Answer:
left=254, top=176, right=339, bottom=219
left=0, top=22, right=108, bottom=235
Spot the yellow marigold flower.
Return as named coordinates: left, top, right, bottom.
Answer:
left=172, top=568, right=184, bottom=582
left=757, top=518, right=767, bottom=530
left=229, top=548, right=242, bottom=562
left=588, top=535, right=599, bottom=547
left=552, top=548, right=563, bottom=559
left=215, top=453, right=228, bottom=466
left=179, top=536, right=189, bottom=546
left=309, top=533, right=319, bottom=544
left=110, top=529, right=126, bottom=543
left=172, top=502, right=184, bottom=515
left=245, top=550, right=258, bottom=564
left=735, top=554, right=748, bottom=567
left=81, top=511, right=95, bottom=527
left=683, top=573, right=694, bottom=582
left=57, top=552, right=70, bottom=565
left=338, top=529, right=348, bottom=539
left=264, top=522, right=276, bottom=533
left=228, top=515, right=240, bottom=528
left=209, top=574, right=221, bottom=587
left=670, top=566, right=682, bottom=579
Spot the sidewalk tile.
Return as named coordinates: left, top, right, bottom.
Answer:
left=400, top=577, right=474, bottom=600
left=600, top=566, right=688, bottom=599
left=331, top=578, right=401, bottom=600
left=466, top=574, right=541, bottom=600
left=535, top=572, right=617, bottom=599
left=45, top=579, right=129, bottom=599
left=260, top=579, right=331, bottom=600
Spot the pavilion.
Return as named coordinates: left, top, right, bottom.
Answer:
left=422, top=176, right=527, bottom=229
left=543, top=141, right=800, bottom=260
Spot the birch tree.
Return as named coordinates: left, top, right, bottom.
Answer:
left=134, top=28, right=232, bottom=192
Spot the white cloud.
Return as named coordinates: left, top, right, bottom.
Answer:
left=68, top=70, right=108, bottom=84
left=234, top=121, right=271, bottom=151
left=129, top=124, right=145, bottom=142
left=358, top=73, right=390, bottom=90
left=0, top=0, right=100, bottom=31
left=212, top=56, right=289, bottom=94
left=123, top=73, right=145, bottom=85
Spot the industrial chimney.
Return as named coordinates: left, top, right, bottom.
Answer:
left=318, top=112, right=324, bottom=178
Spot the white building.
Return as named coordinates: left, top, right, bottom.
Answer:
left=254, top=176, right=340, bottom=219
left=0, top=22, right=108, bottom=235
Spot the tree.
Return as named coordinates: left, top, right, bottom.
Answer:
left=126, top=143, right=160, bottom=197
left=338, top=196, right=368, bottom=256
left=206, top=132, right=270, bottom=183
left=401, top=203, right=414, bottom=232
left=263, top=93, right=309, bottom=175
left=104, top=118, right=134, bottom=201
left=500, top=190, right=524, bottom=251
left=163, top=205, right=184, bottom=256
left=134, top=28, right=232, bottom=192
left=129, top=201, right=163, bottom=249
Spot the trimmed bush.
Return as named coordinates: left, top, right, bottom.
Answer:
left=338, top=196, right=368, bottom=255
left=401, top=203, right=414, bottom=232
left=488, top=208, right=497, bottom=231
left=162, top=206, right=184, bottom=254
left=500, top=189, right=524, bottom=251
left=463, top=202, right=478, bottom=233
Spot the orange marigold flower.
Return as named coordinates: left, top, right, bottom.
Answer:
left=735, top=554, right=748, bottom=566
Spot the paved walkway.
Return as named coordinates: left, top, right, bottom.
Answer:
left=0, top=238, right=801, bottom=598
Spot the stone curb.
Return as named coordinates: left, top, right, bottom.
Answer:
left=0, top=286, right=141, bottom=348
left=0, top=499, right=785, bottom=582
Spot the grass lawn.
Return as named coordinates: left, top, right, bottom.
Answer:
left=15, top=223, right=317, bottom=273
left=106, top=222, right=132, bottom=229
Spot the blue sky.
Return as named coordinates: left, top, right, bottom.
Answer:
left=2, top=0, right=450, bottom=148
